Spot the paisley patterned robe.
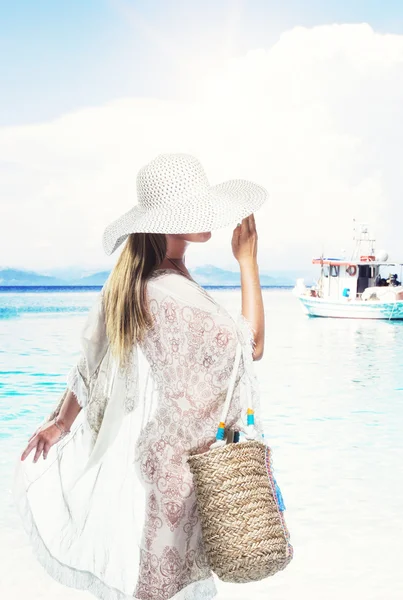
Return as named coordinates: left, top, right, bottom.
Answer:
left=13, top=268, right=264, bottom=600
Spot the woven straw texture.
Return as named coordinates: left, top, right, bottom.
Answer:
left=187, top=440, right=293, bottom=583
left=103, top=153, right=268, bottom=255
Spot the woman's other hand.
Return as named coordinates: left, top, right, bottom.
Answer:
left=20, top=419, right=67, bottom=462
left=231, top=214, right=258, bottom=265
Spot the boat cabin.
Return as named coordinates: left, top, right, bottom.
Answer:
left=311, top=257, right=403, bottom=300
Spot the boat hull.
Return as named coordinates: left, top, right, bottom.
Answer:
left=297, top=295, right=403, bottom=319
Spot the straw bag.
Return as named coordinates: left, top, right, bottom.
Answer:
left=187, top=342, right=293, bottom=583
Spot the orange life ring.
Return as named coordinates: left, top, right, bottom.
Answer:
left=346, top=264, right=357, bottom=276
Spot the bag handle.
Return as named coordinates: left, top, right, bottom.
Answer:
left=210, top=341, right=258, bottom=448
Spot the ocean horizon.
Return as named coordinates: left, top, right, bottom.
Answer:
left=0, top=285, right=294, bottom=292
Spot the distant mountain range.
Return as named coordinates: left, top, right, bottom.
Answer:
left=0, top=268, right=111, bottom=286
left=0, top=266, right=314, bottom=287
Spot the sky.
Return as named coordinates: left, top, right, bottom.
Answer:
left=1, top=1, right=403, bottom=274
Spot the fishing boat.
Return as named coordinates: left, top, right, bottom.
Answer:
left=293, top=223, right=403, bottom=319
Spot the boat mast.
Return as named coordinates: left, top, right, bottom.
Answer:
left=351, top=219, right=376, bottom=261
left=318, top=243, right=324, bottom=297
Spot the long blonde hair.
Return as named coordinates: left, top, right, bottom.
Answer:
left=103, top=233, right=167, bottom=367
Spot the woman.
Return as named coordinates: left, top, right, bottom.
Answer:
left=14, top=153, right=268, bottom=600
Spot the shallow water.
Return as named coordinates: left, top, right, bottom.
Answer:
left=1, top=287, right=402, bottom=599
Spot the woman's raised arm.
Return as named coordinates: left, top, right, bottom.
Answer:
left=232, top=214, right=265, bottom=361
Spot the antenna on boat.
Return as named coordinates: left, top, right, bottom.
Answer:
left=351, top=218, right=357, bottom=261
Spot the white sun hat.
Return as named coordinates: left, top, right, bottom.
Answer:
left=102, top=153, right=269, bottom=255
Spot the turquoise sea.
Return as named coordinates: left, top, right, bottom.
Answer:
left=1, top=286, right=402, bottom=600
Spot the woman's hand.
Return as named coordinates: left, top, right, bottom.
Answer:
left=231, top=214, right=258, bottom=265
left=20, top=419, right=66, bottom=462
left=20, top=389, right=81, bottom=463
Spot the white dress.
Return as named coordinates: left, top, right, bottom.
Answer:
left=13, top=268, right=264, bottom=600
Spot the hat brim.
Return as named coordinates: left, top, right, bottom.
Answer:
left=103, top=179, right=268, bottom=255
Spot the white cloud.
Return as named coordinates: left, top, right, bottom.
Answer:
left=1, top=23, right=403, bottom=272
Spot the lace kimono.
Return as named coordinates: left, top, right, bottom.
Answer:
left=13, top=268, right=264, bottom=600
